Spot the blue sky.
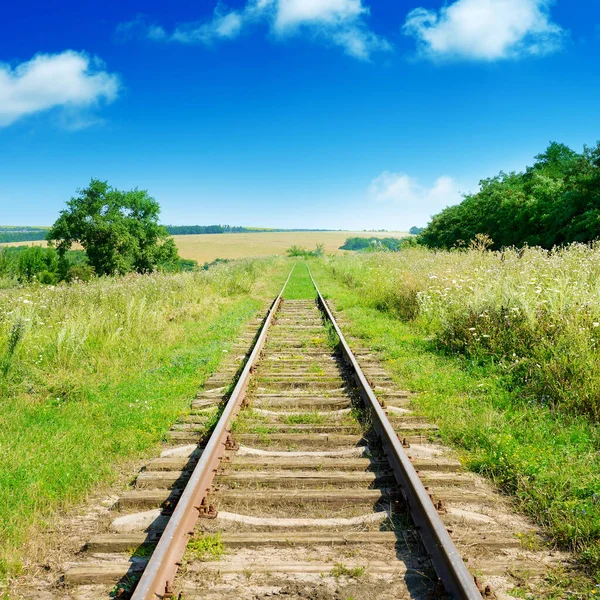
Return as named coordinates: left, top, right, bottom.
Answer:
left=1, top=0, right=599, bottom=230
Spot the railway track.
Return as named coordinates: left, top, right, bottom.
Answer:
left=63, top=268, right=556, bottom=599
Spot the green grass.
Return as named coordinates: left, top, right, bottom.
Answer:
left=0, top=258, right=289, bottom=579
left=283, top=262, right=317, bottom=300
left=282, top=412, right=326, bottom=425
left=310, top=259, right=600, bottom=597
left=185, top=532, right=225, bottom=561
left=330, top=563, right=365, bottom=579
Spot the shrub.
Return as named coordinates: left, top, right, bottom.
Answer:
left=67, top=264, right=95, bottom=283
left=286, top=244, right=325, bottom=258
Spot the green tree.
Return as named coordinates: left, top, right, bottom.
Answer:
left=420, top=141, right=600, bottom=250
left=47, top=179, right=179, bottom=276
left=16, top=246, right=58, bottom=283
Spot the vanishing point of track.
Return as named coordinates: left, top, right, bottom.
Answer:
left=66, top=268, right=501, bottom=599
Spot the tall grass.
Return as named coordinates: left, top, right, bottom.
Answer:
left=320, top=247, right=600, bottom=579
left=328, top=244, right=600, bottom=419
left=0, top=258, right=286, bottom=579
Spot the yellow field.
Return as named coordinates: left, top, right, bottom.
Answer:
left=173, top=231, right=408, bottom=263
left=1, top=231, right=408, bottom=264
left=1, top=240, right=49, bottom=248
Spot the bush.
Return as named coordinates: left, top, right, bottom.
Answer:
left=0, top=247, right=98, bottom=286
left=16, top=246, right=58, bottom=282
left=286, top=244, right=325, bottom=258
left=37, top=270, right=59, bottom=285
left=339, top=236, right=416, bottom=252
left=66, top=265, right=95, bottom=283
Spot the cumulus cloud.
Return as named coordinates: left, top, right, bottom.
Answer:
left=368, top=172, right=462, bottom=222
left=273, top=0, right=365, bottom=31
left=0, top=51, right=120, bottom=127
left=403, top=0, right=564, bottom=61
left=119, top=0, right=390, bottom=60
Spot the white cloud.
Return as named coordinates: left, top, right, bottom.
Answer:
left=0, top=51, right=120, bottom=127
left=273, top=0, right=365, bottom=31
left=172, top=5, right=245, bottom=44
left=368, top=172, right=462, bottom=223
left=120, top=0, right=390, bottom=60
left=403, top=0, right=564, bottom=61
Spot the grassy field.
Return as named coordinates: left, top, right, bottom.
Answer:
left=3, top=243, right=599, bottom=596
left=0, top=258, right=288, bottom=579
left=310, top=246, right=600, bottom=595
left=282, top=261, right=318, bottom=300
left=0, top=231, right=408, bottom=264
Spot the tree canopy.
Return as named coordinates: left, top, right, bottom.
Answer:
left=420, top=141, right=600, bottom=250
left=47, top=179, right=179, bottom=275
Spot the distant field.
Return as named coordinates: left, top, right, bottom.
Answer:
left=1, top=231, right=409, bottom=263
left=174, top=231, right=408, bottom=263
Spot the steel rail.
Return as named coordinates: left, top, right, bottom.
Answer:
left=131, top=268, right=294, bottom=600
left=308, top=267, right=482, bottom=600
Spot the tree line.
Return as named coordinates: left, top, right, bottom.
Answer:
left=0, top=228, right=49, bottom=244
left=166, top=225, right=257, bottom=235
left=165, top=225, right=335, bottom=235
left=420, top=141, right=600, bottom=250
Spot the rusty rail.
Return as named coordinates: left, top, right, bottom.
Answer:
left=308, top=267, right=482, bottom=600
left=131, top=268, right=293, bottom=600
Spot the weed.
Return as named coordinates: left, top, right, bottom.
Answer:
left=517, top=531, right=543, bottom=551
left=282, top=413, right=325, bottom=425
left=186, top=532, right=225, bottom=562
left=128, top=543, right=157, bottom=559
left=331, top=563, right=365, bottom=579
left=110, top=574, right=139, bottom=598
left=1, top=318, right=26, bottom=377
left=250, top=425, right=277, bottom=435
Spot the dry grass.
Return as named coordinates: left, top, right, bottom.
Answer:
left=0, top=232, right=408, bottom=264
left=0, top=240, right=49, bottom=248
